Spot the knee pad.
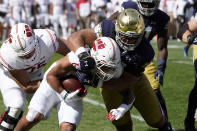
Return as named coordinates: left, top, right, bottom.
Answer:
left=26, top=108, right=43, bottom=122
left=0, top=107, right=23, bottom=131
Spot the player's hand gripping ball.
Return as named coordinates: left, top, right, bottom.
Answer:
left=62, top=77, right=82, bottom=93
left=61, top=75, right=87, bottom=97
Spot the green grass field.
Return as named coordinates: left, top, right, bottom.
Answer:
left=0, top=40, right=196, bottom=131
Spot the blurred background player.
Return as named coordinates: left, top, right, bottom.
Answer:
left=0, top=0, right=9, bottom=41
left=66, top=0, right=78, bottom=36
left=76, top=0, right=92, bottom=29
left=49, top=0, right=67, bottom=38
left=34, top=0, right=50, bottom=28
left=91, top=0, right=107, bottom=26
left=0, top=23, right=68, bottom=131
left=22, top=0, right=35, bottom=27
left=177, top=12, right=197, bottom=131
left=9, top=0, right=25, bottom=27
left=15, top=37, right=123, bottom=131
left=66, top=8, right=173, bottom=131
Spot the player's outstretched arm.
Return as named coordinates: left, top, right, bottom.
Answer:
left=177, top=19, right=197, bottom=44
left=106, top=88, right=135, bottom=121
left=9, top=69, right=41, bottom=93
left=67, top=29, right=97, bottom=52
left=66, top=29, right=98, bottom=71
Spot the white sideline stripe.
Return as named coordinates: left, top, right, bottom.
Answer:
left=83, top=97, right=145, bottom=122
left=171, top=60, right=192, bottom=65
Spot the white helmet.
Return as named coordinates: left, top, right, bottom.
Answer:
left=136, top=0, right=160, bottom=16
left=90, top=37, right=121, bottom=81
left=9, top=23, right=40, bottom=65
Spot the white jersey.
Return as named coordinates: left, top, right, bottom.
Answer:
left=50, top=0, right=66, bottom=15
left=28, top=62, right=83, bottom=125
left=0, top=29, right=59, bottom=80
left=91, top=0, right=107, bottom=18
left=9, top=0, right=24, bottom=22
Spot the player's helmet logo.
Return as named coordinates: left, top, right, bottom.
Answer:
left=115, top=9, right=145, bottom=51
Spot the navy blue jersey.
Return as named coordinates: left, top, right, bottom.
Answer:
left=122, top=1, right=170, bottom=41
left=100, top=20, right=155, bottom=76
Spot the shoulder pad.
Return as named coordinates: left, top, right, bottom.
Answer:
left=0, top=43, right=24, bottom=70
left=35, top=29, right=59, bottom=54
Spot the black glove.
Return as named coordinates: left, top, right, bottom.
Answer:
left=78, top=51, right=96, bottom=71
left=154, top=60, right=166, bottom=86
left=75, top=71, right=99, bottom=88
left=187, top=34, right=197, bottom=45
left=121, top=51, right=144, bottom=66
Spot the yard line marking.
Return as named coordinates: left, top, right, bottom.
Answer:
left=154, top=58, right=193, bottom=65
left=83, top=97, right=145, bottom=122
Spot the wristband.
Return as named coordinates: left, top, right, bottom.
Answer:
left=117, top=103, right=131, bottom=113
left=158, top=60, right=166, bottom=71
left=75, top=47, right=86, bottom=56
left=60, top=90, right=68, bottom=100
left=158, top=60, right=166, bottom=66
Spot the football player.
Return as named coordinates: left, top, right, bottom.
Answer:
left=177, top=13, right=197, bottom=131
left=15, top=37, right=126, bottom=131
left=65, top=8, right=172, bottom=130
left=0, top=23, right=69, bottom=131
left=108, top=0, right=171, bottom=123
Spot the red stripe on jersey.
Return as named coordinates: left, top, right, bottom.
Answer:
left=0, top=52, right=14, bottom=70
left=46, top=29, right=56, bottom=52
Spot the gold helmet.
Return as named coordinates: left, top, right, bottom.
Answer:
left=115, top=8, right=145, bottom=51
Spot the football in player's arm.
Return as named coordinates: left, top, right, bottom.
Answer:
left=177, top=13, right=197, bottom=130
left=0, top=23, right=69, bottom=131
left=15, top=37, right=134, bottom=131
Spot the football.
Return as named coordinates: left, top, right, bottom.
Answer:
left=61, top=75, right=82, bottom=93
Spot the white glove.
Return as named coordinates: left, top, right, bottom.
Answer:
left=60, top=89, right=82, bottom=102
left=106, top=104, right=131, bottom=121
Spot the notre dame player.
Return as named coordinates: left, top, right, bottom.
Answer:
left=108, top=0, right=171, bottom=124
left=177, top=13, right=197, bottom=131
left=66, top=8, right=172, bottom=131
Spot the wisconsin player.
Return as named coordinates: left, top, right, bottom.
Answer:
left=177, top=13, right=197, bottom=131
left=15, top=37, right=125, bottom=131
left=0, top=23, right=69, bottom=131
left=66, top=8, right=172, bottom=130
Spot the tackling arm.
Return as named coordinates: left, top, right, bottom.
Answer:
left=106, top=80, right=135, bottom=121
left=66, top=29, right=97, bottom=52
left=177, top=19, right=197, bottom=44
left=9, top=69, right=41, bottom=93
left=56, top=37, right=70, bottom=56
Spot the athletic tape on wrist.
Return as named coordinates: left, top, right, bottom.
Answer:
left=75, top=47, right=86, bottom=56
left=60, top=90, right=68, bottom=100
